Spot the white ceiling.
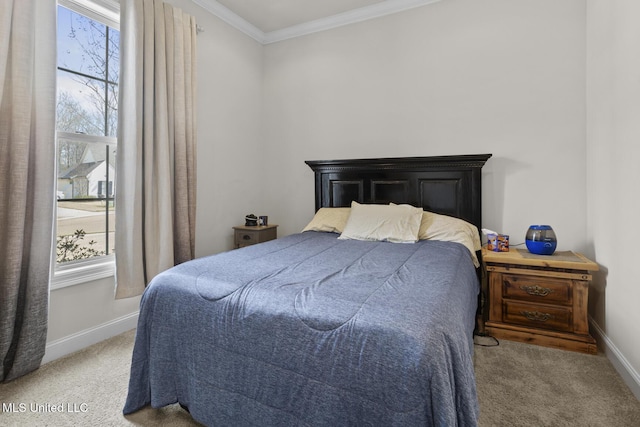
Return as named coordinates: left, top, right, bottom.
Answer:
left=192, top=0, right=443, bottom=44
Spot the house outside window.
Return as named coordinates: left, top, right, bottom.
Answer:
left=53, top=0, right=120, bottom=288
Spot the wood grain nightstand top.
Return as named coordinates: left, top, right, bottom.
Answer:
left=232, top=224, right=278, bottom=232
left=482, top=248, right=598, bottom=272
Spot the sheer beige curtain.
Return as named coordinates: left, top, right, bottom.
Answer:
left=0, top=0, right=56, bottom=381
left=115, top=0, right=197, bottom=298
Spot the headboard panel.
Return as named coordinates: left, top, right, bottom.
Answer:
left=305, top=154, right=492, bottom=230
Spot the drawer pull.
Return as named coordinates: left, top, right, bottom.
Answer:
left=520, top=285, right=554, bottom=297
left=521, top=310, right=553, bottom=322
left=242, top=234, right=251, bottom=240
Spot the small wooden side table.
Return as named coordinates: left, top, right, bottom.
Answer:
left=483, top=248, right=599, bottom=354
left=233, top=224, right=278, bottom=249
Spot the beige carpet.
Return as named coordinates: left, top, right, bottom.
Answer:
left=1, top=330, right=639, bottom=426
left=473, top=336, right=640, bottom=426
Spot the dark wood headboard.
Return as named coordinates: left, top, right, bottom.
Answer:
left=305, top=154, right=492, bottom=231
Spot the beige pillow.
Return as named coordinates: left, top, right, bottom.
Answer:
left=302, top=207, right=351, bottom=234
left=338, top=201, right=423, bottom=243
left=418, top=211, right=481, bottom=267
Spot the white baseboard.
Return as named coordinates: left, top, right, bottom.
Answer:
left=42, top=311, right=139, bottom=365
left=590, top=317, right=640, bottom=400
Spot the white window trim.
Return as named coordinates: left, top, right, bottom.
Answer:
left=57, top=131, right=117, bottom=145
left=59, top=0, right=120, bottom=30
left=54, top=0, right=120, bottom=290
left=51, top=255, right=115, bottom=290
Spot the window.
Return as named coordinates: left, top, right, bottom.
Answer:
left=54, top=0, right=119, bottom=288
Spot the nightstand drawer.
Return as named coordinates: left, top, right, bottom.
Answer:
left=233, top=225, right=278, bottom=249
left=503, top=300, right=572, bottom=332
left=503, top=274, right=572, bottom=305
left=235, top=230, right=259, bottom=247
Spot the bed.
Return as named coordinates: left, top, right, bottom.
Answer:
left=123, top=154, right=492, bottom=426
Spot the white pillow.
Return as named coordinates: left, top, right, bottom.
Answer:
left=418, top=211, right=481, bottom=267
left=338, top=201, right=422, bottom=243
left=302, top=207, right=351, bottom=234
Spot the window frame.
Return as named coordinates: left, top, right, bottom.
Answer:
left=52, top=0, right=120, bottom=289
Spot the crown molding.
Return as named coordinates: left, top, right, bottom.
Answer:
left=191, top=0, right=266, bottom=43
left=192, top=0, right=442, bottom=45
left=264, top=0, right=442, bottom=44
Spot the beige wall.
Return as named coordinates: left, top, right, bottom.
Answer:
left=587, top=0, right=640, bottom=396
left=189, top=2, right=265, bottom=257
left=262, top=0, right=588, bottom=250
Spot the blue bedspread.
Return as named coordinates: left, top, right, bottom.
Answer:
left=123, top=232, right=480, bottom=426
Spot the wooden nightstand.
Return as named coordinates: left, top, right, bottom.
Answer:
left=483, top=248, right=598, bottom=354
left=233, top=224, right=278, bottom=249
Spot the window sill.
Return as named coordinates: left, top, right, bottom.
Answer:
left=50, top=255, right=115, bottom=290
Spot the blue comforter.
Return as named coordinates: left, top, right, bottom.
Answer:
left=123, top=232, right=480, bottom=426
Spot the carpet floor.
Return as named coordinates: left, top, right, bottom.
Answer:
left=1, top=329, right=639, bottom=426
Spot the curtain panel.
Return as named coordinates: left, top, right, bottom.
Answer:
left=0, top=0, right=56, bottom=381
left=115, top=0, right=197, bottom=299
